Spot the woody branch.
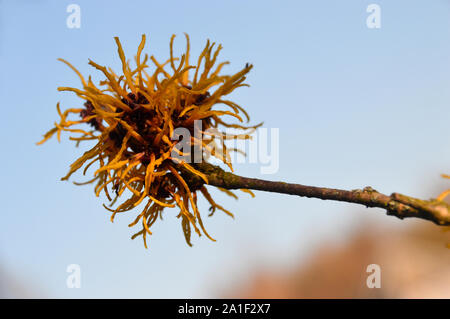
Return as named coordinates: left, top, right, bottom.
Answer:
left=180, top=162, right=450, bottom=226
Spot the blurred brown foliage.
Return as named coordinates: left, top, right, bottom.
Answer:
left=224, top=223, right=450, bottom=298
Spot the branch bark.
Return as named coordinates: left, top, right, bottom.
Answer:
left=180, top=162, right=450, bottom=226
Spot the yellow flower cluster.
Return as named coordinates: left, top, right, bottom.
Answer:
left=437, top=175, right=450, bottom=248
left=38, top=34, right=259, bottom=247
left=438, top=174, right=450, bottom=202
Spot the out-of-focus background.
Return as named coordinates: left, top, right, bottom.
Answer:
left=1, top=0, right=450, bottom=298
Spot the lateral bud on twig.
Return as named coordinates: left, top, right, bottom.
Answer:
left=390, top=193, right=450, bottom=226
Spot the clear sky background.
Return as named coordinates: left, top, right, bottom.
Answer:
left=1, top=0, right=450, bottom=298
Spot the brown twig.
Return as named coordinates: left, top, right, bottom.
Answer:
left=180, top=162, right=450, bottom=226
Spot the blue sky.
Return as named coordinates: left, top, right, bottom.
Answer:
left=1, top=0, right=450, bottom=297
